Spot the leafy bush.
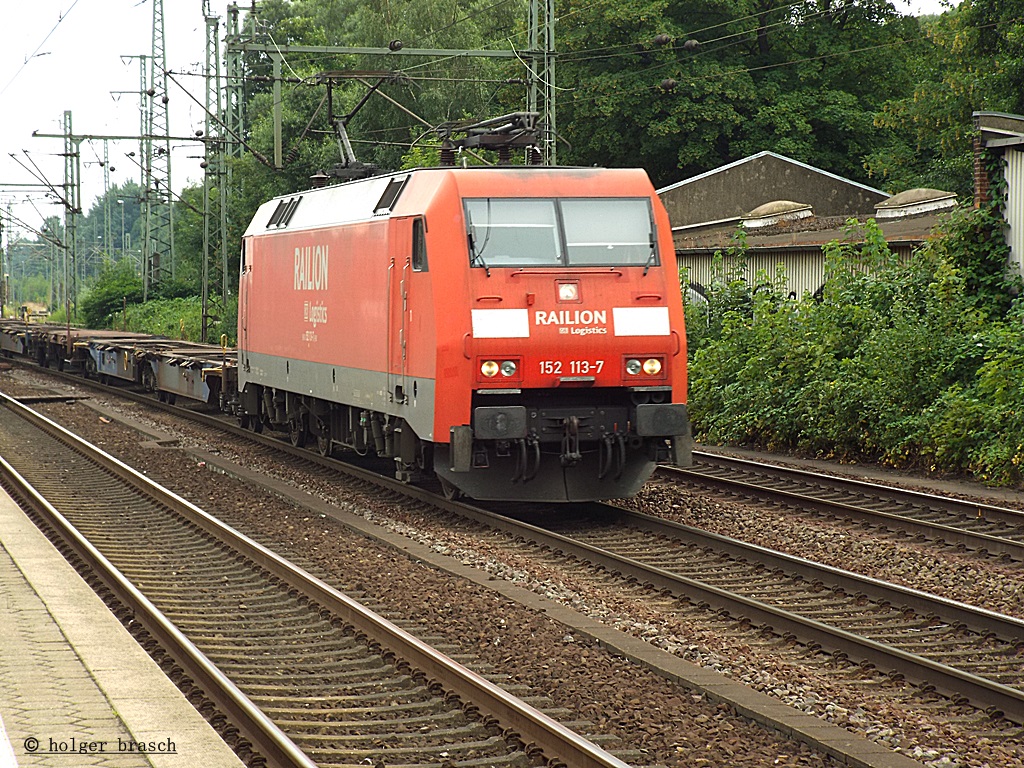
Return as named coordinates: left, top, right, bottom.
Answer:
left=121, top=296, right=204, bottom=341
left=686, top=210, right=1024, bottom=488
left=78, top=259, right=144, bottom=328
left=922, top=305, right=1024, bottom=485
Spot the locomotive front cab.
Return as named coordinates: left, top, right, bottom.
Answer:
left=435, top=176, right=693, bottom=502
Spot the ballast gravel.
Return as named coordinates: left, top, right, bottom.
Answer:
left=4, top=369, right=1024, bottom=768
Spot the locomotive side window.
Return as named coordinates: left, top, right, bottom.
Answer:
left=561, top=199, right=655, bottom=266
left=412, top=218, right=428, bottom=272
left=463, top=197, right=655, bottom=268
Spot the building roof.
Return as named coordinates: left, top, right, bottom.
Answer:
left=975, top=111, right=1024, bottom=147
left=658, top=151, right=888, bottom=197
left=675, top=211, right=949, bottom=253
left=660, top=151, right=956, bottom=253
left=657, top=151, right=891, bottom=232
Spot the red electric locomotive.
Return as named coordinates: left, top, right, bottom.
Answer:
left=236, top=165, right=693, bottom=502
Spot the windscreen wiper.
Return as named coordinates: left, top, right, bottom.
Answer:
left=642, top=240, right=657, bottom=276
left=466, top=215, right=491, bottom=277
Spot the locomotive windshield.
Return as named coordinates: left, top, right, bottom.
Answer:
left=464, top=198, right=656, bottom=268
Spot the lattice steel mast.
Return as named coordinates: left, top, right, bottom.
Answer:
left=201, top=0, right=230, bottom=343
left=144, top=0, right=174, bottom=296
left=62, top=110, right=81, bottom=318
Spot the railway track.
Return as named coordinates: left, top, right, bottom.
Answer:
left=87, top=379, right=1024, bottom=725
left=0, top=391, right=635, bottom=768
left=494, top=505, right=1024, bottom=724
left=661, top=451, right=1024, bottom=562
left=7, top=363, right=1024, bottom=763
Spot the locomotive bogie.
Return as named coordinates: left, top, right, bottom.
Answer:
left=236, top=380, right=425, bottom=479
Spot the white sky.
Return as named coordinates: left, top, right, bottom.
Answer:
left=0, top=1, right=233, bottom=243
left=1, top=0, right=958, bottom=245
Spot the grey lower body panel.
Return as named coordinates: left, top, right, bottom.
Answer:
left=91, top=348, right=142, bottom=382
left=154, top=361, right=215, bottom=404
left=238, top=350, right=437, bottom=440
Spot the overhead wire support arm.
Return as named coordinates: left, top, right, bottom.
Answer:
left=162, top=69, right=276, bottom=169
left=8, top=152, right=77, bottom=213
left=225, top=30, right=553, bottom=168
left=32, top=131, right=204, bottom=143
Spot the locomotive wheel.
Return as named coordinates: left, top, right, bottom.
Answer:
left=238, top=413, right=251, bottom=430
left=312, top=416, right=332, bottom=456
left=437, top=475, right=463, bottom=501
left=288, top=417, right=307, bottom=447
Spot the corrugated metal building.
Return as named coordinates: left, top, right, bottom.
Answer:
left=658, top=152, right=954, bottom=298
left=975, top=112, right=1024, bottom=279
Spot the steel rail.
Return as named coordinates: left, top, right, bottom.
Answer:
left=0, top=413, right=316, bottom=768
left=690, top=450, right=1024, bottom=526
left=602, top=507, right=1024, bottom=643
left=443, top=500, right=1024, bottom=724
left=0, top=391, right=632, bottom=768
left=12, top=362, right=1024, bottom=723
left=4, top=358, right=401, bottom=484
left=662, top=458, right=1024, bottom=562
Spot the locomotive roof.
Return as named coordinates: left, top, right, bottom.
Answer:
left=243, top=165, right=656, bottom=236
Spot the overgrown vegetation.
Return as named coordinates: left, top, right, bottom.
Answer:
left=76, top=259, right=235, bottom=343
left=685, top=154, right=1024, bottom=487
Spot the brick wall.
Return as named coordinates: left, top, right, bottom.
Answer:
left=974, top=135, right=990, bottom=208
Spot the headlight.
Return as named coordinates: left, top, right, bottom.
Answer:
left=481, top=360, right=499, bottom=377
left=626, top=359, right=642, bottom=375
left=643, top=358, right=662, bottom=375
left=500, top=360, right=517, bottom=377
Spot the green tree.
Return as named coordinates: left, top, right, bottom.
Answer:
left=732, top=0, right=923, bottom=184
left=558, top=0, right=924, bottom=187
left=78, top=259, right=144, bottom=329
left=558, top=0, right=756, bottom=185
left=867, top=0, right=1024, bottom=197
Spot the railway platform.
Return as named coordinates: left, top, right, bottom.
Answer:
left=0, top=487, right=244, bottom=768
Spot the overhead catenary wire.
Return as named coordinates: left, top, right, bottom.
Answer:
left=162, top=68, right=277, bottom=169
left=557, top=1, right=887, bottom=65
left=0, top=0, right=82, bottom=97
left=563, top=13, right=1024, bottom=109
left=418, top=0, right=520, bottom=47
